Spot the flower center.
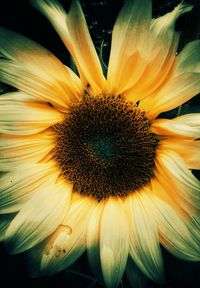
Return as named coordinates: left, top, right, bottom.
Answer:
left=54, top=94, right=158, bottom=200
left=89, top=134, right=117, bottom=162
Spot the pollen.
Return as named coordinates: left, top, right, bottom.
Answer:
left=53, top=94, right=158, bottom=200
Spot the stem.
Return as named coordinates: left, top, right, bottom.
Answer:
left=176, top=105, right=182, bottom=116
left=65, top=269, right=105, bottom=287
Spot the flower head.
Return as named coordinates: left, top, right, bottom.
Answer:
left=0, top=0, right=200, bottom=287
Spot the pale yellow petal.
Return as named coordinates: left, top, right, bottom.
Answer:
left=155, top=149, right=200, bottom=214
left=151, top=114, right=200, bottom=139
left=4, top=178, right=72, bottom=254
left=0, top=92, right=64, bottom=135
left=33, top=0, right=106, bottom=94
left=157, top=150, right=200, bottom=205
left=151, top=177, right=189, bottom=219
left=100, top=198, right=128, bottom=288
left=144, top=3, right=192, bottom=96
left=0, top=131, right=55, bottom=170
left=0, top=213, right=16, bottom=241
left=188, top=216, right=200, bottom=243
left=175, top=113, right=200, bottom=125
left=176, top=40, right=200, bottom=73
left=0, top=163, right=59, bottom=213
left=0, top=28, right=82, bottom=111
left=145, top=193, right=200, bottom=261
left=27, top=240, right=47, bottom=277
left=87, top=202, right=104, bottom=279
left=160, top=138, right=200, bottom=170
left=126, top=193, right=164, bottom=282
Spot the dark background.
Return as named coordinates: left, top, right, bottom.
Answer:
left=0, top=0, right=200, bottom=287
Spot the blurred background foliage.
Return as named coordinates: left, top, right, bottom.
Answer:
left=0, top=0, right=200, bottom=287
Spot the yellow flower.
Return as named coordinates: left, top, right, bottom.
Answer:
left=0, top=0, right=200, bottom=287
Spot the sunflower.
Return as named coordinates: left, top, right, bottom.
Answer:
left=0, top=0, right=200, bottom=287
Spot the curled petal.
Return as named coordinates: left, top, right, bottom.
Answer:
left=4, top=178, right=72, bottom=254
left=33, top=0, right=106, bottom=94
left=124, top=3, right=192, bottom=104
left=40, top=195, right=96, bottom=275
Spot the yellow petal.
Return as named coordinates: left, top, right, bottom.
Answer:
left=107, top=0, right=151, bottom=95
left=141, top=72, right=200, bottom=119
left=124, top=37, right=177, bottom=104
left=124, top=3, right=192, bottom=104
